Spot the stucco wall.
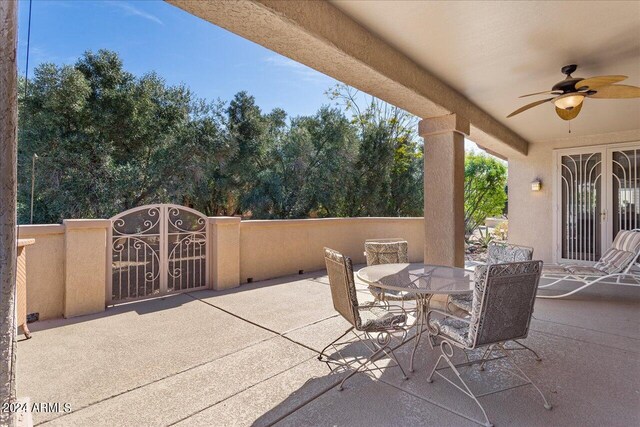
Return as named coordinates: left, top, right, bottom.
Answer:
left=508, top=129, right=640, bottom=262
left=18, top=217, right=424, bottom=321
left=239, top=217, right=424, bottom=282
left=18, top=225, right=65, bottom=320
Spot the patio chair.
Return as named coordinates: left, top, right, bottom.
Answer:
left=449, top=242, right=541, bottom=361
left=364, top=239, right=415, bottom=302
left=452, top=242, right=534, bottom=311
left=319, top=248, right=409, bottom=390
left=427, top=261, right=551, bottom=427
left=538, top=229, right=640, bottom=299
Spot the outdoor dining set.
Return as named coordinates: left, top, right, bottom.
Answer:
left=318, top=230, right=640, bottom=427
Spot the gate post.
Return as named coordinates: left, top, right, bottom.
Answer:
left=208, top=217, right=240, bottom=290
left=63, top=219, right=110, bottom=317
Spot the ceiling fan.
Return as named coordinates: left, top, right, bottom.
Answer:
left=507, top=64, right=640, bottom=121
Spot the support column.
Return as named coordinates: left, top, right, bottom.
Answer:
left=208, top=217, right=241, bottom=290
left=63, top=219, right=110, bottom=318
left=419, top=114, right=469, bottom=267
left=0, top=1, right=18, bottom=424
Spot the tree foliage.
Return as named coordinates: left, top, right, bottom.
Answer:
left=18, top=50, right=425, bottom=223
left=464, top=153, right=508, bottom=236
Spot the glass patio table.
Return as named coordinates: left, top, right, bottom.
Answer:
left=357, top=263, right=474, bottom=372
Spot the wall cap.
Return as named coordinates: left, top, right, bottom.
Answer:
left=241, top=217, right=423, bottom=227
left=17, top=238, right=35, bottom=247
left=208, top=216, right=241, bottom=225
left=18, top=224, right=65, bottom=236
left=63, top=219, right=111, bottom=230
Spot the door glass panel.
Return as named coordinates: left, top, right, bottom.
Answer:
left=560, top=153, right=601, bottom=261
left=612, top=149, right=640, bottom=236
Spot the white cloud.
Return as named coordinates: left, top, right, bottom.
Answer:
left=106, top=1, right=163, bottom=25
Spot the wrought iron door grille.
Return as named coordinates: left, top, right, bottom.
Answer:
left=612, top=149, right=640, bottom=236
left=560, top=153, right=602, bottom=261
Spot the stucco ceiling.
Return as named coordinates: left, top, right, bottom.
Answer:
left=331, top=0, right=640, bottom=142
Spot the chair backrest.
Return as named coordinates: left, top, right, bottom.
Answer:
left=594, top=230, right=640, bottom=274
left=486, top=242, right=533, bottom=264
left=364, top=239, right=409, bottom=266
left=468, top=261, right=543, bottom=348
left=324, top=248, right=361, bottom=328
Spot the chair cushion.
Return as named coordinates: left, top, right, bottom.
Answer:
left=542, top=264, right=570, bottom=275
left=594, top=248, right=636, bottom=274
left=565, top=265, right=608, bottom=276
left=449, top=293, right=472, bottom=313
left=368, top=286, right=418, bottom=301
left=429, top=317, right=470, bottom=346
left=611, top=230, right=640, bottom=252
left=543, top=263, right=608, bottom=276
left=358, top=305, right=406, bottom=332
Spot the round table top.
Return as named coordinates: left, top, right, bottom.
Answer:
left=356, top=263, right=474, bottom=295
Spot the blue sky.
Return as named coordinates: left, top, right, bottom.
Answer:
left=17, top=0, right=340, bottom=118
left=16, top=0, right=483, bottom=153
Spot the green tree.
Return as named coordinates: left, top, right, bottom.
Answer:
left=327, top=84, right=423, bottom=217
left=18, top=50, right=434, bottom=223
left=245, top=106, right=356, bottom=218
left=18, top=50, right=209, bottom=223
left=464, top=153, right=507, bottom=236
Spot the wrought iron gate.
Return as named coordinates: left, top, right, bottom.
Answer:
left=109, top=204, right=208, bottom=304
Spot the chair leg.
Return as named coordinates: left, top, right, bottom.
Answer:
left=427, top=342, right=493, bottom=427
left=477, top=345, right=495, bottom=371
left=380, top=346, right=409, bottom=380
left=497, top=344, right=552, bottom=410
left=338, top=345, right=388, bottom=391
left=512, top=340, right=542, bottom=362
left=410, top=314, right=424, bottom=373
left=318, top=327, right=353, bottom=362
left=537, top=273, right=631, bottom=299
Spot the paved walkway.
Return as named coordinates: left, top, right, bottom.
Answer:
left=16, top=269, right=640, bottom=426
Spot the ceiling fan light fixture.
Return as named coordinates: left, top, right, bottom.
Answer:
left=554, top=94, right=585, bottom=111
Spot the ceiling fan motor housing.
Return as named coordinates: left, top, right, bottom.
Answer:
left=552, top=64, right=583, bottom=93
left=561, top=64, right=578, bottom=76
left=553, top=77, right=583, bottom=93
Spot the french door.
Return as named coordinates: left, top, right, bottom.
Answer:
left=554, top=141, right=640, bottom=262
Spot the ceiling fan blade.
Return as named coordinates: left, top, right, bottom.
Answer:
left=555, top=102, right=583, bottom=121
left=574, top=75, right=627, bottom=90
left=507, top=98, right=554, bottom=118
left=589, top=84, right=640, bottom=99
left=518, top=90, right=562, bottom=98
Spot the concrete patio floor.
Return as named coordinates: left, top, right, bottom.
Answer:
left=16, top=268, right=640, bottom=426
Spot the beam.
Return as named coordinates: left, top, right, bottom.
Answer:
left=0, top=0, right=18, bottom=425
left=167, top=0, right=529, bottom=157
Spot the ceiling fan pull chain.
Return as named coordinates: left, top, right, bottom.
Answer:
left=568, top=121, right=571, bottom=134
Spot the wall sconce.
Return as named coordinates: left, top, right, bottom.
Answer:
left=531, top=179, right=542, bottom=192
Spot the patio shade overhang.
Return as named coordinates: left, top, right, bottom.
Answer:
left=167, top=0, right=530, bottom=158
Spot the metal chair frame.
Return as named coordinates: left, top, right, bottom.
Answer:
left=318, top=318, right=409, bottom=391
left=426, top=261, right=552, bottom=427
left=458, top=243, right=542, bottom=363
left=538, top=252, right=640, bottom=299
left=320, top=248, right=411, bottom=390
left=363, top=238, right=416, bottom=304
